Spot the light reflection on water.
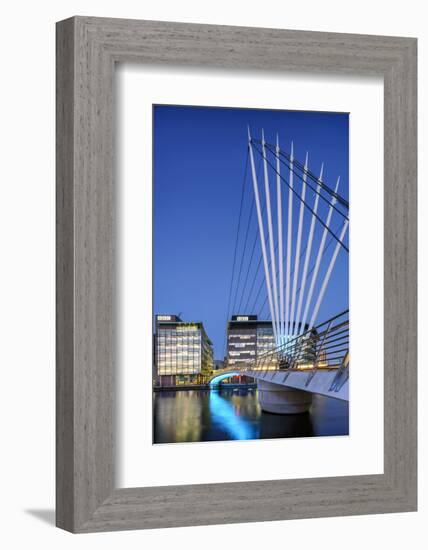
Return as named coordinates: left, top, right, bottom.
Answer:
left=208, top=389, right=260, bottom=440
left=153, top=388, right=349, bottom=444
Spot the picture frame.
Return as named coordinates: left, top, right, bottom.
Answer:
left=56, top=16, right=417, bottom=533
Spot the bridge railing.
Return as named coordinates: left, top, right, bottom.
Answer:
left=237, top=310, right=349, bottom=375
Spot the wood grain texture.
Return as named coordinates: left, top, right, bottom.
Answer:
left=56, top=18, right=76, bottom=532
left=56, top=16, right=417, bottom=532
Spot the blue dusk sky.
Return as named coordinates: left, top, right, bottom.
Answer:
left=153, top=105, right=349, bottom=359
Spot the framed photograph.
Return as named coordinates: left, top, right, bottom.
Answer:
left=56, top=17, right=417, bottom=532
left=150, top=105, right=350, bottom=446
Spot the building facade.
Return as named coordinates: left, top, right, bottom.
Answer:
left=214, top=359, right=225, bottom=371
left=226, top=315, right=278, bottom=370
left=154, top=315, right=214, bottom=386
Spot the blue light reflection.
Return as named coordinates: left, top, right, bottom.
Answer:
left=209, top=390, right=259, bottom=440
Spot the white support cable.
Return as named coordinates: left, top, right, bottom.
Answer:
left=247, top=127, right=278, bottom=344
left=261, top=130, right=280, bottom=346
left=289, top=151, right=308, bottom=338
left=300, top=176, right=341, bottom=332
left=276, top=134, right=284, bottom=344
left=309, top=219, right=349, bottom=329
left=294, top=162, right=323, bottom=336
left=284, top=141, right=294, bottom=339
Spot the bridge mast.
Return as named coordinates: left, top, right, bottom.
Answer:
left=289, top=151, right=308, bottom=338
left=276, top=135, right=285, bottom=344
left=294, top=162, right=322, bottom=336
left=261, top=130, right=280, bottom=345
left=309, top=219, right=349, bottom=329
left=248, top=127, right=278, bottom=345
left=284, top=141, right=294, bottom=339
left=300, top=176, right=341, bottom=332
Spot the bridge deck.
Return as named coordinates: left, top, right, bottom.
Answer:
left=246, top=368, right=349, bottom=401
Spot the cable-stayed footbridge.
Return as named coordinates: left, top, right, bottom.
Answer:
left=221, top=129, right=349, bottom=413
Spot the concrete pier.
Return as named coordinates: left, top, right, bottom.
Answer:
left=257, top=379, right=312, bottom=414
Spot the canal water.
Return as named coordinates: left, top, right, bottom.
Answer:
left=153, top=387, right=349, bottom=444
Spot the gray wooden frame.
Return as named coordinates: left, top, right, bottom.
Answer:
left=56, top=16, right=417, bottom=533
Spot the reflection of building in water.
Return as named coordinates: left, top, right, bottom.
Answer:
left=154, top=314, right=214, bottom=386
left=226, top=315, right=277, bottom=370
left=153, top=391, right=202, bottom=443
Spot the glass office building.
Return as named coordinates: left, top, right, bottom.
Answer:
left=227, top=315, right=320, bottom=371
left=227, top=315, right=278, bottom=370
left=154, top=315, right=214, bottom=386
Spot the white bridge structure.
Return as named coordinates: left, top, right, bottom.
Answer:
left=212, top=309, right=349, bottom=413
left=221, top=130, right=349, bottom=414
